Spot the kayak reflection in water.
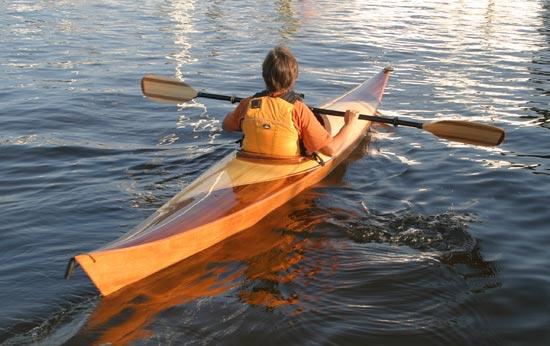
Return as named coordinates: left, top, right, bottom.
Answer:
left=222, top=45, right=360, bottom=159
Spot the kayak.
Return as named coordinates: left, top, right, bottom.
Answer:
left=70, top=67, right=392, bottom=296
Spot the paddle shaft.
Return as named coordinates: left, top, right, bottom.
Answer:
left=196, top=92, right=423, bottom=129
left=197, top=91, right=243, bottom=104
left=309, top=107, right=422, bottom=129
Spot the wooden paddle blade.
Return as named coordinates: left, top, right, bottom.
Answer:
left=141, top=74, right=198, bottom=103
left=423, top=120, right=505, bottom=146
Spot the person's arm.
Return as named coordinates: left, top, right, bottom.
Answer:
left=318, top=110, right=359, bottom=157
left=222, top=112, right=240, bottom=132
left=295, top=103, right=359, bottom=157
left=222, top=98, right=250, bottom=132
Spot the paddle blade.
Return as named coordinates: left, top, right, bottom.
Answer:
left=423, top=120, right=505, bottom=146
left=141, top=74, right=198, bottom=103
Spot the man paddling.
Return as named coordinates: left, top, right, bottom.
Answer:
left=223, top=45, right=360, bottom=158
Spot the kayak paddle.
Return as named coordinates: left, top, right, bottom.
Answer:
left=141, top=74, right=505, bottom=147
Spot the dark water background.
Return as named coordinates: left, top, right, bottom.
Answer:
left=1, top=0, right=549, bottom=344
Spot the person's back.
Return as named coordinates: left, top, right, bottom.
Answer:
left=240, top=90, right=302, bottom=158
left=223, top=45, right=359, bottom=158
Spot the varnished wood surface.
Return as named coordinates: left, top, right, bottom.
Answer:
left=75, top=68, right=392, bottom=296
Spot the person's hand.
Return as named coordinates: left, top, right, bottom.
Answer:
left=344, top=109, right=359, bottom=125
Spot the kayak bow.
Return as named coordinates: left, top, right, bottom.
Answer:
left=70, top=67, right=392, bottom=296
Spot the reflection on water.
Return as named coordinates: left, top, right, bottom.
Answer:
left=276, top=0, right=300, bottom=40
left=530, top=0, right=550, bottom=128
left=166, top=0, right=196, bottom=80
left=66, top=196, right=322, bottom=345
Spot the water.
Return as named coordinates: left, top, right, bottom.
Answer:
left=1, top=0, right=548, bottom=344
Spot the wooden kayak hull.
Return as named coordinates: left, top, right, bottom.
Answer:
left=74, top=67, right=392, bottom=296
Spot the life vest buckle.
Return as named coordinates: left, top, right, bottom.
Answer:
left=311, top=152, right=325, bottom=166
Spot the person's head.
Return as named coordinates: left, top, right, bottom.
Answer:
left=262, top=45, right=299, bottom=93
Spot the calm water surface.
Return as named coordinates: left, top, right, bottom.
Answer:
left=1, top=0, right=549, bottom=345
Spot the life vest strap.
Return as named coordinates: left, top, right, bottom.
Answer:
left=236, top=150, right=308, bottom=165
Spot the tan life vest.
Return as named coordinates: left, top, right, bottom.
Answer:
left=241, top=91, right=302, bottom=158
